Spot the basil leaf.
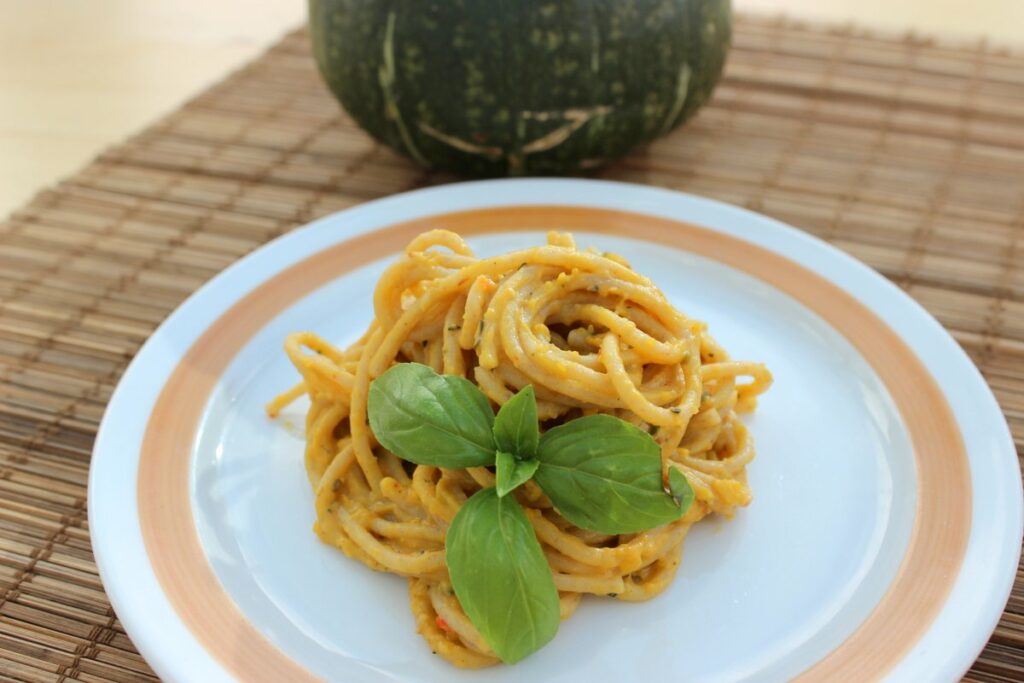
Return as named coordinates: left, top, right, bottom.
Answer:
left=446, top=488, right=560, bottom=663
left=492, top=385, right=539, bottom=458
left=495, top=451, right=540, bottom=498
left=368, top=363, right=496, bottom=467
left=534, top=414, right=693, bottom=534
left=668, top=467, right=695, bottom=511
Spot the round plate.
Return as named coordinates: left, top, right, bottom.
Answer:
left=88, top=179, right=1022, bottom=683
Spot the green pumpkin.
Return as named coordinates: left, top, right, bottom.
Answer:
left=309, top=0, right=731, bottom=176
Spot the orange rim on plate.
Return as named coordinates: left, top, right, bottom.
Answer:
left=137, top=206, right=970, bottom=681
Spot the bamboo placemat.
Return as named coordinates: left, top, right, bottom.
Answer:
left=1, top=14, right=1022, bottom=682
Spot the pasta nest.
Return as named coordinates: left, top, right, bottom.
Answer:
left=269, top=229, right=771, bottom=667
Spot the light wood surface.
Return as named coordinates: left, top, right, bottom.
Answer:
left=2, top=0, right=1023, bottom=218
left=741, top=0, right=1024, bottom=41
left=0, top=0, right=306, bottom=216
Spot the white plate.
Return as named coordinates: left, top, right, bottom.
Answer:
left=88, top=179, right=1022, bottom=683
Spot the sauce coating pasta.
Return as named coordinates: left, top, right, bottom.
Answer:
left=268, top=230, right=771, bottom=667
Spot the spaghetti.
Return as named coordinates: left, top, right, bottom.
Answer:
left=268, top=230, right=771, bottom=667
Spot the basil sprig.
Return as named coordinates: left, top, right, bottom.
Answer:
left=367, top=363, right=694, bottom=664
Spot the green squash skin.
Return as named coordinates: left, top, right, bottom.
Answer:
left=309, top=0, right=731, bottom=177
